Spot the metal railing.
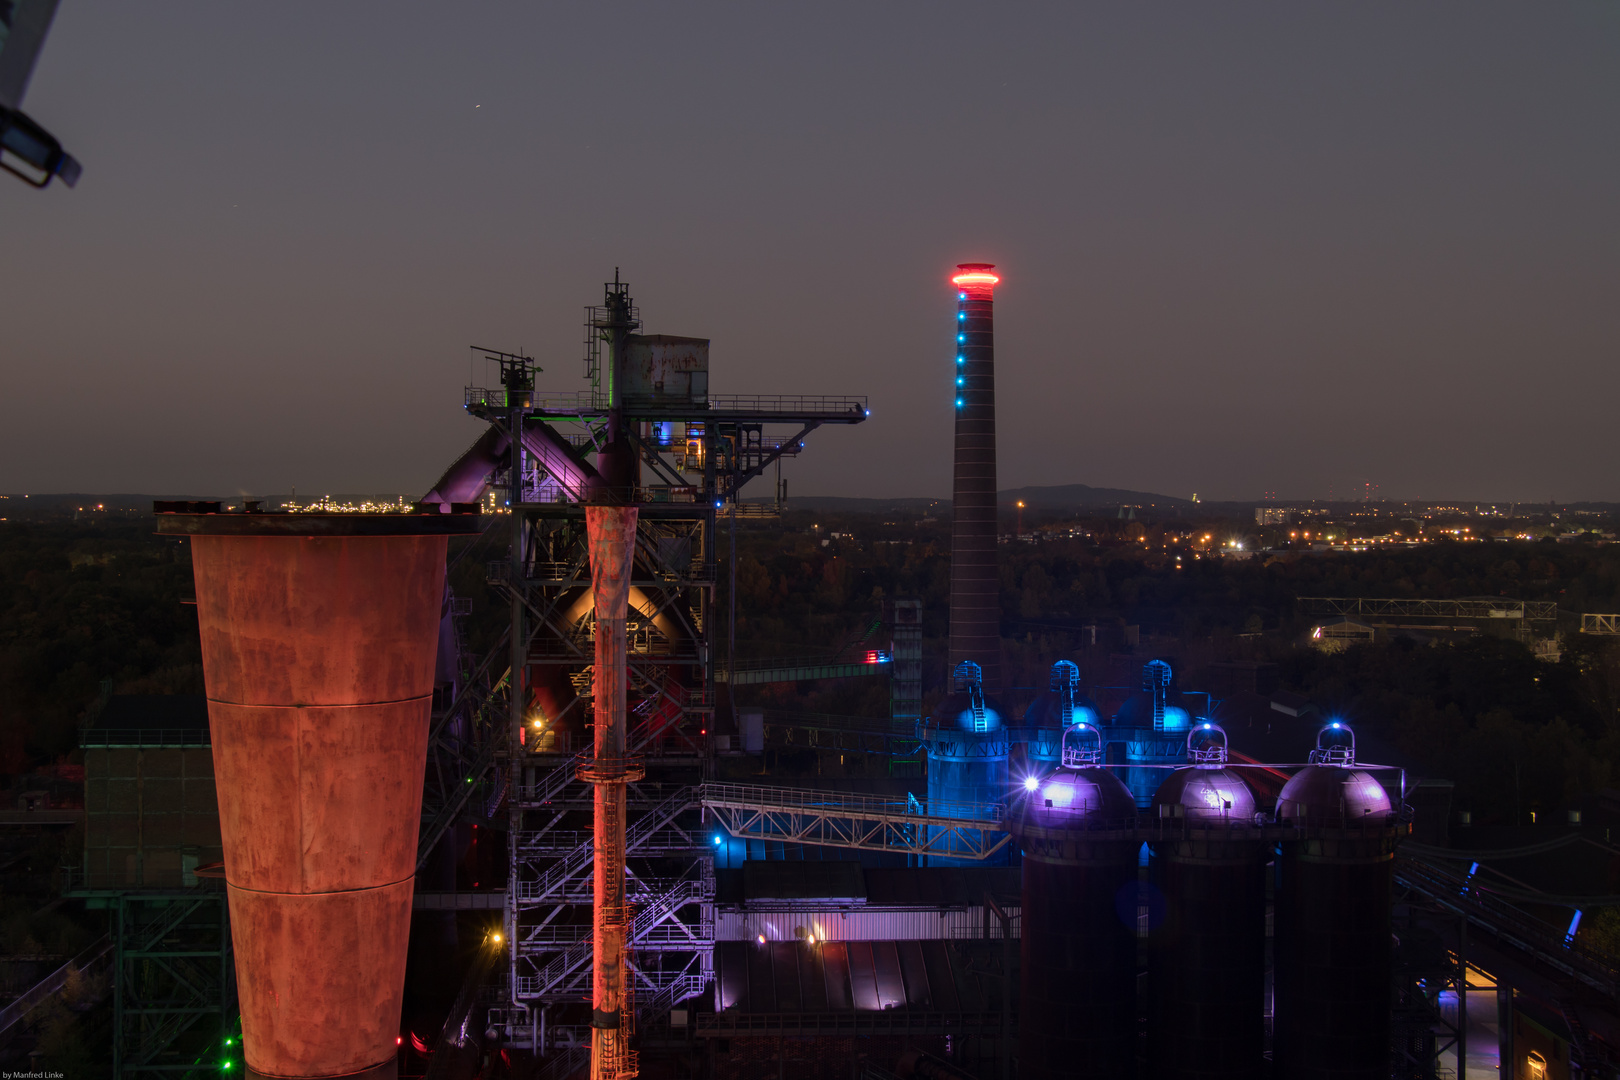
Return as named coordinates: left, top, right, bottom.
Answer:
left=1395, top=855, right=1620, bottom=996
left=699, top=783, right=1010, bottom=861
left=0, top=934, right=113, bottom=1041
left=637, top=973, right=710, bottom=1021
left=1300, top=596, right=1559, bottom=621
left=704, top=394, right=868, bottom=416
left=511, top=786, right=700, bottom=907
left=78, top=728, right=210, bottom=748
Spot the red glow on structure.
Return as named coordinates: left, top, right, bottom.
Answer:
left=410, top=1032, right=430, bottom=1054
left=951, top=271, right=999, bottom=289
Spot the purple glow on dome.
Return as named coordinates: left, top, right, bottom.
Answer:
left=1151, top=767, right=1257, bottom=821
left=1276, top=766, right=1393, bottom=826
left=1038, top=767, right=1135, bottom=819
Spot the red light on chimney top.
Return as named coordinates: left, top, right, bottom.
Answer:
left=951, top=264, right=999, bottom=289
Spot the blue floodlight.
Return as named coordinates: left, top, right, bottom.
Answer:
left=1022, top=775, right=1039, bottom=792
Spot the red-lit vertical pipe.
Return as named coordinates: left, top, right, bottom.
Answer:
left=949, top=263, right=1002, bottom=692
left=168, top=513, right=461, bottom=1079
left=584, top=505, right=641, bottom=1080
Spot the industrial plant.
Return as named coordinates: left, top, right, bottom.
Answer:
left=23, top=266, right=1616, bottom=1080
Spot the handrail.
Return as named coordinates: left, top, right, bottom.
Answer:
left=699, top=783, right=1002, bottom=826
left=0, top=934, right=113, bottom=1039
left=1395, top=855, right=1620, bottom=995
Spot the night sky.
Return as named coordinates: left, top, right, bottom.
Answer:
left=5, top=3, right=1619, bottom=502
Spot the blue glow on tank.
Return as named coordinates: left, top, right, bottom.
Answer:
left=925, top=662, right=1010, bottom=867
left=1160, top=706, right=1192, bottom=732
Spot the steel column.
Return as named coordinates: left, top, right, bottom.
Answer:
left=585, top=505, right=642, bottom=1080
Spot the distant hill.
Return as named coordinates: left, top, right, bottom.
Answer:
left=999, top=483, right=1192, bottom=509
left=786, top=483, right=1189, bottom=512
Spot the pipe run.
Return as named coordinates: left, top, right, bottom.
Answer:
left=584, top=505, right=643, bottom=1080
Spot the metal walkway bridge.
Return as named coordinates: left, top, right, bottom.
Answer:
left=697, top=783, right=1010, bottom=861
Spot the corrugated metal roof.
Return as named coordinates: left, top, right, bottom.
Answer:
left=715, top=938, right=1011, bottom=1015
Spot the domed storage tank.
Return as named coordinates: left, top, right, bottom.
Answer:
left=1147, top=724, right=1267, bottom=1080
left=1023, top=660, right=1100, bottom=769
left=1010, top=723, right=1140, bottom=1080
left=923, top=661, right=1010, bottom=865
left=1273, top=723, right=1403, bottom=1080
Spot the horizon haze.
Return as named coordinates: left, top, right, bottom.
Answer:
left=4, top=4, right=1618, bottom=502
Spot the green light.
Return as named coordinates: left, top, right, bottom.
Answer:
left=222, top=1064, right=233, bottom=1072
left=224, top=1039, right=233, bottom=1046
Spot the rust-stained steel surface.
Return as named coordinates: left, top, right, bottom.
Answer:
left=585, top=505, right=641, bottom=1080
left=181, top=516, right=448, bottom=1078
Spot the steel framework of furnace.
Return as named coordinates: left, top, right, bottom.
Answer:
left=439, top=276, right=869, bottom=1067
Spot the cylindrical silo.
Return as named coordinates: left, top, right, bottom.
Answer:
left=1272, top=724, right=1404, bottom=1080
left=923, top=661, right=1010, bottom=866
left=159, top=507, right=476, bottom=1079
left=1147, top=724, right=1267, bottom=1080
left=947, top=264, right=1003, bottom=692
left=1010, top=723, right=1139, bottom=1080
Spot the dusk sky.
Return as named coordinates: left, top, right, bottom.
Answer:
left=5, top=3, right=1619, bottom=503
